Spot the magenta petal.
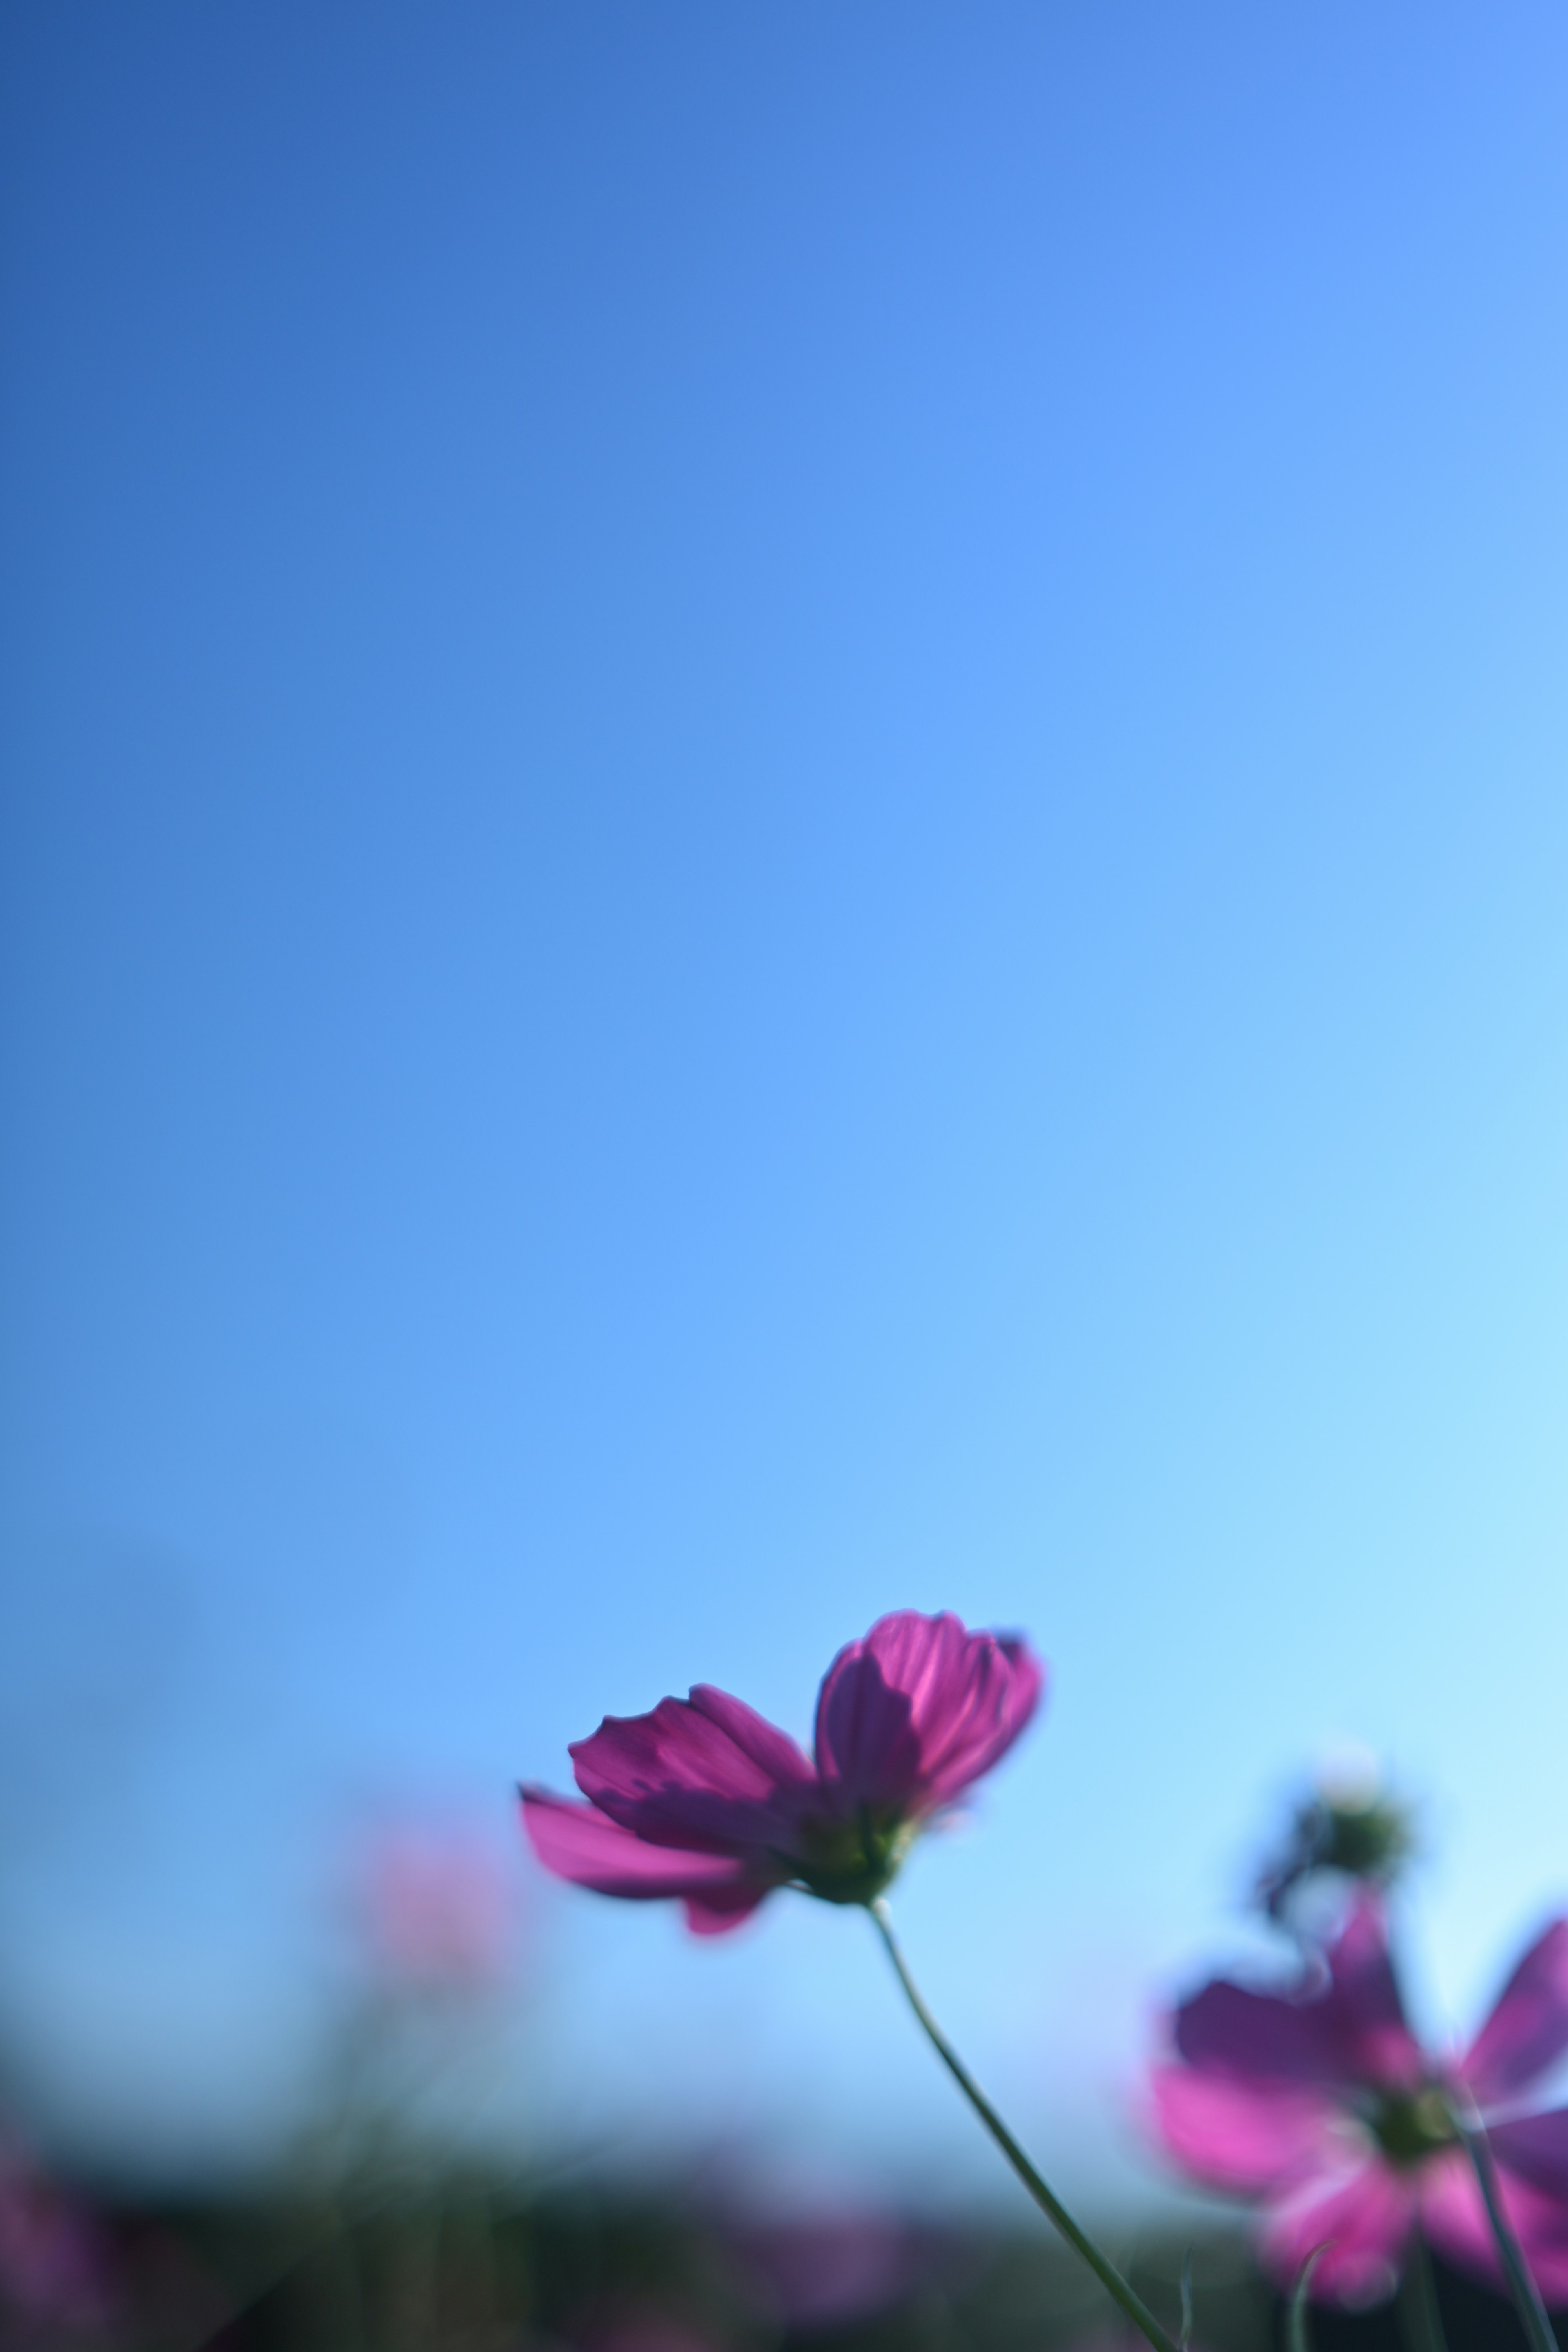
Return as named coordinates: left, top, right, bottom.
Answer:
left=683, top=1884, right=770, bottom=1936
left=1172, top=1900, right=1419, bottom=2093
left=1322, top=1896, right=1424, bottom=2089
left=520, top=1788, right=768, bottom=1902
left=1418, top=2144, right=1568, bottom=2306
left=813, top=1610, right=1044, bottom=1818
left=1461, top=1918, right=1568, bottom=2105
left=1151, top=2065, right=1340, bottom=2191
left=1480, top=2166, right=1568, bottom=2306
left=1259, top=2154, right=1417, bottom=2307
left=1490, top=2110, right=1568, bottom=2201
left=570, top=1688, right=818, bottom=1856
left=1412, top=2149, right=1489, bottom=2277
left=1417, top=2142, right=1568, bottom=2298
left=1173, top=1981, right=1351, bottom=2087
left=1520, top=2235, right=1568, bottom=2308
left=686, top=1684, right=821, bottom=1790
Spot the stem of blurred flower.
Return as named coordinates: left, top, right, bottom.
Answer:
left=868, top=1902, right=1180, bottom=2352
left=1397, top=2235, right=1448, bottom=2352
left=1287, top=2250, right=1324, bottom=2352
left=1452, top=2111, right=1559, bottom=2352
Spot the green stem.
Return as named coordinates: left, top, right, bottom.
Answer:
left=1286, top=2252, right=1321, bottom=2352
left=1398, top=2234, right=1449, bottom=2352
left=1455, top=2114, right=1559, bottom=2352
left=868, top=1902, right=1180, bottom=2352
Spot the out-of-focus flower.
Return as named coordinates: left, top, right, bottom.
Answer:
left=727, top=2210, right=924, bottom=2329
left=0, top=2136, right=118, bottom=2332
left=1151, top=1893, right=1568, bottom=2307
left=521, top=1610, right=1043, bottom=1933
left=356, top=1825, right=515, bottom=1991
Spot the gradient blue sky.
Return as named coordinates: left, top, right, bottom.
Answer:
left=4, top=2, right=1568, bottom=2208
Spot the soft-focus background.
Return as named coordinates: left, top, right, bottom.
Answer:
left=4, top=3, right=1568, bottom=2344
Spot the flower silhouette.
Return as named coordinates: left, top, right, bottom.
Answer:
left=521, top=1609, right=1042, bottom=1933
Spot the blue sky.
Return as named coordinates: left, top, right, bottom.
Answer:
left=4, top=2, right=1568, bottom=2209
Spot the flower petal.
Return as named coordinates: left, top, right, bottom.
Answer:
left=1412, top=2147, right=1488, bottom=2273
left=683, top=1883, right=771, bottom=1936
left=813, top=1610, right=1043, bottom=1818
left=1461, top=1918, right=1568, bottom=2106
left=1169, top=1898, right=1419, bottom=2095
left=1321, top=1895, right=1424, bottom=2089
left=1493, top=2178, right=1568, bottom=2307
left=569, top=1689, right=818, bottom=1857
left=1150, top=2064, right=1341, bottom=2191
left=520, top=1787, right=773, bottom=1904
left=1421, top=2140, right=1568, bottom=2303
left=1259, top=2152, right=1416, bottom=2307
left=686, top=1684, right=822, bottom=1791
left=1173, top=1982, right=1350, bottom=2086
left=1490, top=2110, right=1568, bottom=2201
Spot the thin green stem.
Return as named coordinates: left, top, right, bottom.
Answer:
left=868, top=1902, right=1180, bottom=2352
left=1286, top=2251, right=1322, bottom=2352
left=1453, top=2115, right=1560, bottom=2352
left=1397, top=2234, right=1449, bottom=2352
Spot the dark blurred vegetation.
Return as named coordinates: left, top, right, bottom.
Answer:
left=0, top=2158, right=1555, bottom=2352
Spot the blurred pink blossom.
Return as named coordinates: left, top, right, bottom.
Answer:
left=0, top=2136, right=118, bottom=2333
left=727, top=2210, right=923, bottom=2328
left=1151, top=1893, right=1568, bottom=2307
left=521, top=1610, right=1043, bottom=1933
left=356, top=1824, right=516, bottom=1990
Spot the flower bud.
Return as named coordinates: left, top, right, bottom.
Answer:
left=1256, top=1754, right=1416, bottom=1922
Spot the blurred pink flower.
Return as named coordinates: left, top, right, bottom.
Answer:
left=1151, top=1893, right=1568, bottom=2307
left=521, top=1610, right=1043, bottom=1933
left=357, top=1826, right=515, bottom=1989
left=727, top=2210, right=923, bottom=2328
left=0, top=2137, right=118, bottom=2332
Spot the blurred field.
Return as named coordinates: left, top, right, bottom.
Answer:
left=1, top=2153, right=1555, bottom=2352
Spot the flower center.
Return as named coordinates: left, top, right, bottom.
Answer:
left=788, top=1811, right=918, bottom=1906
left=1367, top=2084, right=1457, bottom=2169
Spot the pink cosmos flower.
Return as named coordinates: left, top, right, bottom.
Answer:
left=1151, top=1893, right=1568, bottom=2308
left=356, top=1826, right=515, bottom=1991
left=521, top=1610, right=1043, bottom=1934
